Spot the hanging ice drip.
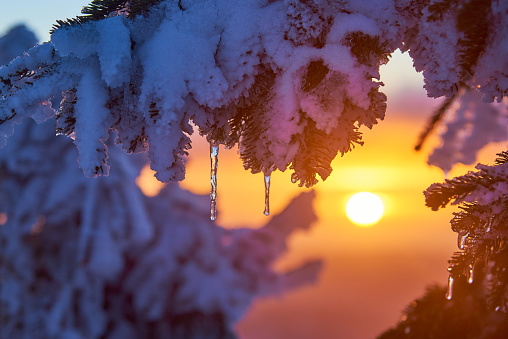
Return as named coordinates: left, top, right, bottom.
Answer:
left=263, top=169, right=272, bottom=216
left=210, top=142, right=219, bottom=220
left=445, top=275, right=454, bottom=300
left=467, top=262, right=475, bottom=284
left=457, top=230, right=468, bottom=250
left=485, top=217, right=493, bottom=233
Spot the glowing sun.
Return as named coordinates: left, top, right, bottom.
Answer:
left=346, top=192, right=384, bottom=226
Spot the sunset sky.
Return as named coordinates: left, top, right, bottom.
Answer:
left=1, top=2, right=505, bottom=338
left=175, top=50, right=504, bottom=338
left=180, top=51, right=503, bottom=338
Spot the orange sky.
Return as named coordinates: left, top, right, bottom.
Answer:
left=137, top=51, right=505, bottom=339
left=0, top=5, right=503, bottom=337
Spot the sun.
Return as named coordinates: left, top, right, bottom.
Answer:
left=346, top=192, right=384, bottom=226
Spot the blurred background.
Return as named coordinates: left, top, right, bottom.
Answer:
left=1, top=2, right=505, bottom=338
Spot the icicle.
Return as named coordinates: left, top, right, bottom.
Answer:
left=210, top=142, right=219, bottom=221
left=444, top=171, right=449, bottom=179
left=485, top=217, right=493, bottom=233
left=263, top=173, right=271, bottom=216
left=495, top=305, right=506, bottom=313
left=467, top=263, right=474, bottom=284
left=446, top=275, right=454, bottom=300
left=457, top=232, right=468, bottom=250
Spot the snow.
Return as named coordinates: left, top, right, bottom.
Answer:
left=74, top=63, right=111, bottom=177
left=428, top=90, right=508, bottom=172
left=96, top=16, right=132, bottom=88
left=327, top=12, right=380, bottom=44
left=1, top=2, right=508, bottom=336
left=0, top=0, right=403, bottom=184
left=8, top=0, right=503, bottom=179
left=0, top=116, right=322, bottom=338
left=0, top=21, right=323, bottom=330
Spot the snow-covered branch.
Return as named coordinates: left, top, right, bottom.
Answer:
left=0, top=0, right=397, bottom=186
left=424, top=151, right=508, bottom=311
left=2, top=1, right=506, bottom=184
left=0, top=117, right=321, bottom=338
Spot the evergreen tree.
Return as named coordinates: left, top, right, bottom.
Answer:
left=0, top=115, right=321, bottom=339
left=1, top=0, right=505, bottom=186
left=378, top=281, right=508, bottom=339
left=1, top=1, right=508, bottom=337
left=379, top=151, right=508, bottom=338
left=0, top=26, right=321, bottom=338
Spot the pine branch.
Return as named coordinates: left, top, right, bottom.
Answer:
left=427, top=0, right=454, bottom=22
left=290, top=115, right=364, bottom=188
left=1, top=64, right=55, bottom=94
left=446, top=199, right=508, bottom=310
left=238, top=99, right=275, bottom=175
left=199, top=66, right=278, bottom=174
left=495, top=151, right=508, bottom=165
left=127, top=0, right=166, bottom=18
left=489, top=247, right=508, bottom=311
left=290, top=119, right=338, bottom=187
left=109, top=80, right=148, bottom=154
left=456, top=0, right=492, bottom=81
left=424, top=166, right=499, bottom=211
left=289, top=83, right=385, bottom=187
left=426, top=150, right=508, bottom=311
left=343, top=32, right=390, bottom=67
left=378, top=279, right=508, bottom=339
left=0, top=110, right=16, bottom=124
left=81, top=0, right=127, bottom=18
left=0, top=44, right=59, bottom=105
left=55, top=89, right=77, bottom=136
left=415, top=93, right=457, bottom=151
left=301, top=60, right=329, bottom=93
left=227, top=67, right=276, bottom=148
left=425, top=0, right=493, bottom=81
left=50, top=0, right=167, bottom=33
left=450, top=202, right=486, bottom=233
left=51, top=0, right=127, bottom=33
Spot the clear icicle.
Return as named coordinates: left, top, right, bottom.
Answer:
left=486, top=217, right=493, bottom=232
left=467, top=263, right=474, bottom=284
left=457, top=232, right=468, bottom=250
left=263, top=174, right=271, bottom=216
left=446, top=275, right=454, bottom=300
left=210, top=143, right=219, bottom=221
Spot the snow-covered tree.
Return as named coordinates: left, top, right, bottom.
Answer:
left=0, top=115, right=321, bottom=339
left=378, top=282, right=508, bottom=338
left=0, top=0, right=396, bottom=186
left=415, top=89, right=508, bottom=173
left=425, top=152, right=508, bottom=307
left=379, top=151, right=508, bottom=338
left=0, top=26, right=321, bottom=339
left=1, top=0, right=508, bottom=336
left=1, top=0, right=506, bottom=188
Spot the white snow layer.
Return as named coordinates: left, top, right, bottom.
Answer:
left=0, top=0, right=506, bottom=177
left=0, top=117, right=321, bottom=338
